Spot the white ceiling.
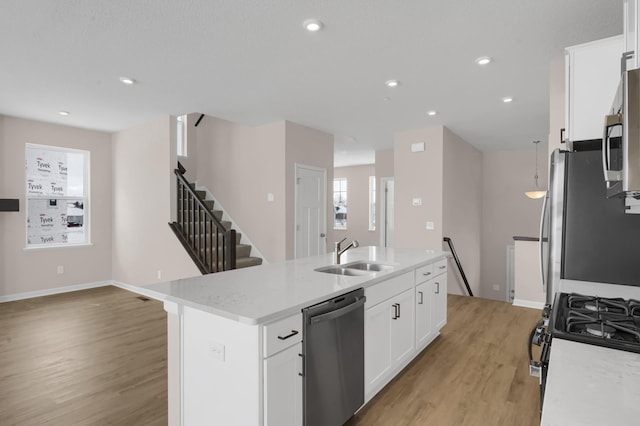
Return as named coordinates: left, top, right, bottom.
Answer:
left=0, top=1, right=624, bottom=166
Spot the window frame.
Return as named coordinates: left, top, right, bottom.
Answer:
left=25, top=143, right=91, bottom=249
left=333, top=178, right=348, bottom=230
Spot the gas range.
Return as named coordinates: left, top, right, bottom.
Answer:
left=549, top=292, right=640, bottom=354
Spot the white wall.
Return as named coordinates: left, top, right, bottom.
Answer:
left=480, top=149, right=547, bottom=300
left=333, top=165, right=378, bottom=246
left=442, top=127, right=482, bottom=297
left=393, top=127, right=444, bottom=250
left=111, top=116, right=199, bottom=285
left=0, top=115, right=113, bottom=298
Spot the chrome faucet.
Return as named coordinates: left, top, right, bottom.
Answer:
left=334, top=237, right=359, bottom=264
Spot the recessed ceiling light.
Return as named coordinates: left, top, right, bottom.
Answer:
left=475, top=56, right=492, bottom=66
left=502, top=96, right=514, bottom=103
left=427, top=110, right=437, bottom=116
left=58, top=111, right=70, bottom=116
left=119, top=76, right=136, bottom=85
left=383, top=96, right=391, bottom=101
left=303, top=19, right=323, bottom=32
left=385, top=79, right=399, bottom=87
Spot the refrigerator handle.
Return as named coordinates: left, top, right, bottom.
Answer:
left=538, top=192, right=548, bottom=291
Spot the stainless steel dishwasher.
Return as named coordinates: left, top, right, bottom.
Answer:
left=302, top=287, right=366, bottom=426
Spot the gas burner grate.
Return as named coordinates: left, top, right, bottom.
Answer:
left=567, top=293, right=629, bottom=315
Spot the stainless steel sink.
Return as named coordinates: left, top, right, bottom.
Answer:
left=314, top=265, right=372, bottom=276
left=315, top=261, right=393, bottom=276
left=343, top=261, right=393, bottom=272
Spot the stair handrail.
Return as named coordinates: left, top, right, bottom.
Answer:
left=443, top=237, right=474, bottom=297
left=170, top=164, right=236, bottom=273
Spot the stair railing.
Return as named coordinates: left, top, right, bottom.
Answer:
left=443, top=237, right=474, bottom=297
left=169, top=165, right=236, bottom=274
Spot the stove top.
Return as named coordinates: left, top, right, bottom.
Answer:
left=550, top=293, right=640, bottom=354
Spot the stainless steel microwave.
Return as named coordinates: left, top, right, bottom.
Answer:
left=602, top=67, right=640, bottom=198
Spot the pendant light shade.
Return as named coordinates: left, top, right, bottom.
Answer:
left=525, top=140, right=547, bottom=199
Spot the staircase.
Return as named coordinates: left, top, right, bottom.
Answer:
left=169, top=164, right=262, bottom=274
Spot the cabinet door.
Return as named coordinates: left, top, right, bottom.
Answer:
left=625, top=0, right=638, bottom=71
left=566, top=36, right=624, bottom=142
left=365, top=300, right=393, bottom=394
left=432, top=274, right=448, bottom=332
left=264, top=342, right=302, bottom=426
left=390, top=288, right=415, bottom=365
left=415, top=281, right=433, bottom=348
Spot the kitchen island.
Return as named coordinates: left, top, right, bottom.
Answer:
left=140, top=246, right=449, bottom=426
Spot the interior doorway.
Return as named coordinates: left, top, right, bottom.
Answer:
left=295, top=164, right=327, bottom=259
left=379, top=177, right=395, bottom=247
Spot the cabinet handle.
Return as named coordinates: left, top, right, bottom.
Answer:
left=435, top=282, right=440, bottom=294
left=438, top=265, right=446, bottom=270
left=392, top=303, right=399, bottom=320
left=423, top=271, right=431, bottom=276
left=397, top=303, right=401, bottom=318
left=418, top=291, right=424, bottom=305
left=277, top=330, right=299, bottom=340
left=298, top=353, right=304, bottom=377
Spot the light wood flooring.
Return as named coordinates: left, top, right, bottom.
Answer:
left=0, top=287, right=541, bottom=426
left=0, top=286, right=167, bottom=425
left=347, top=294, right=542, bottom=426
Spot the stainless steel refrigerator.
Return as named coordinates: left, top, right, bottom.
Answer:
left=541, top=141, right=640, bottom=304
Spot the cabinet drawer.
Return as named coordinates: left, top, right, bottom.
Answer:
left=263, top=313, right=302, bottom=358
left=434, top=258, right=447, bottom=276
left=366, top=271, right=413, bottom=308
left=415, top=264, right=434, bottom=284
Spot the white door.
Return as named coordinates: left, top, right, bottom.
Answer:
left=380, top=178, right=395, bottom=247
left=390, top=288, right=415, bottom=365
left=295, top=164, right=327, bottom=259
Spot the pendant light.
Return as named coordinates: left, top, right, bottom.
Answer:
left=525, top=140, right=546, bottom=199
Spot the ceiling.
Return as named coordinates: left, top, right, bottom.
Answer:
left=0, top=1, right=624, bottom=166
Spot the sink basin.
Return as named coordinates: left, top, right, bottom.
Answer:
left=343, top=261, right=393, bottom=272
left=314, top=261, right=393, bottom=276
left=314, top=265, right=373, bottom=276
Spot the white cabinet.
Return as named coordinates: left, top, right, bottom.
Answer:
left=262, top=314, right=303, bottom=426
left=431, top=272, right=447, bottom=332
left=364, top=271, right=415, bottom=401
left=625, top=0, right=638, bottom=70
left=415, top=281, right=433, bottom=348
left=565, top=35, right=624, bottom=142
left=264, top=342, right=303, bottom=426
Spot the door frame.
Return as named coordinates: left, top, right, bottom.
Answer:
left=294, top=163, right=327, bottom=258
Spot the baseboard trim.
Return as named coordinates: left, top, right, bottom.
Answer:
left=111, top=280, right=166, bottom=302
left=512, top=298, right=545, bottom=310
left=0, top=280, right=112, bottom=303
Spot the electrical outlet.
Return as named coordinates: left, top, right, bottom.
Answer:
left=493, top=284, right=500, bottom=291
left=426, top=221, right=434, bottom=230
left=57, top=265, right=64, bottom=274
left=412, top=198, right=422, bottom=206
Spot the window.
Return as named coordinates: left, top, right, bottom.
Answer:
left=177, top=115, right=187, bottom=157
left=333, top=178, right=347, bottom=229
left=26, top=144, right=89, bottom=247
left=369, top=176, right=376, bottom=231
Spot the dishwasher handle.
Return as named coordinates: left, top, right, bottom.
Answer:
left=309, top=295, right=366, bottom=324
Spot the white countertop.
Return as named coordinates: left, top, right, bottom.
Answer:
left=541, top=338, right=640, bottom=426
left=141, top=246, right=448, bottom=325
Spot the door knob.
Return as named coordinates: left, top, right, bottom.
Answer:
left=320, top=233, right=326, bottom=237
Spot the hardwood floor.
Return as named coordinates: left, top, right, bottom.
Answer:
left=347, top=294, right=542, bottom=426
left=0, top=286, right=168, bottom=425
left=1, top=287, right=541, bottom=426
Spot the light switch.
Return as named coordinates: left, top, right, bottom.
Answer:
left=426, top=221, right=434, bottom=230
left=267, top=193, right=275, bottom=202
left=412, top=198, right=422, bottom=206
